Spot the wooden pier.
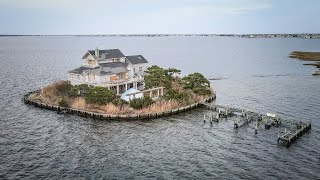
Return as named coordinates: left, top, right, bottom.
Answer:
left=277, top=122, right=311, bottom=147
left=200, top=102, right=311, bottom=147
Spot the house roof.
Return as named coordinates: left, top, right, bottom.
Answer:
left=84, top=49, right=125, bottom=60
left=126, top=55, right=148, bottom=64
left=100, top=62, right=129, bottom=75
left=69, top=62, right=128, bottom=75
left=68, top=66, right=100, bottom=74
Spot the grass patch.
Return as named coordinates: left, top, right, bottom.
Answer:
left=289, top=51, right=320, bottom=61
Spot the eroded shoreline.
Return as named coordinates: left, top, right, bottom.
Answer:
left=24, top=90, right=216, bottom=120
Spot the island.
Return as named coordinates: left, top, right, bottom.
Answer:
left=25, top=49, right=215, bottom=119
left=289, top=51, right=320, bottom=75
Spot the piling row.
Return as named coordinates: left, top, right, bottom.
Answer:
left=200, top=102, right=312, bottom=147
left=23, top=91, right=216, bottom=120
left=201, top=102, right=264, bottom=128
left=278, top=122, right=311, bottom=147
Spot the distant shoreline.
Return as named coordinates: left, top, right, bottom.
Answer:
left=1, top=34, right=320, bottom=39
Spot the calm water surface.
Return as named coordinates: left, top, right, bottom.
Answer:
left=0, top=36, right=319, bottom=179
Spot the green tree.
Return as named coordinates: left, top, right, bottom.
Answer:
left=182, top=72, right=210, bottom=89
left=112, top=98, right=127, bottom=110
left=84, top=86, right=115, bottom=105
left=144, top=65, right=181, bottom=89
left=164, top=89, right=192, bottom=103
left=164, top=89, right=184, bottom=100
left=58, top=96, right=68, bottom=107
left=68, top=84, right=91, bottom=97
left=129, top=96, right=154, bottom=109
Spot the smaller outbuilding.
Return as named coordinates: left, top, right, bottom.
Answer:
left=120, top=88, right=143, bottom=102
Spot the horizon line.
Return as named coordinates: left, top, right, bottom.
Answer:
left=1, top=33, right=320, bottom=37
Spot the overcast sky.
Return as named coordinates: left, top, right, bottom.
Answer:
left=0, top=0, right=319, bottom=35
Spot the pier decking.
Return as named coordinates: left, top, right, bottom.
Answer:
left=200, top=102, right=311, bottom=147
left=277, top=122, right=311, bottom=147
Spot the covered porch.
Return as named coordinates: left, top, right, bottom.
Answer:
left=126, top=87, right=165, bottom=101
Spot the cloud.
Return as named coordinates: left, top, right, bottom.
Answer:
left=0, top=0, right=273, bottom=34
left=0, top=0, right=271, bottom=13
left=165, top=0, right=272, bottom=15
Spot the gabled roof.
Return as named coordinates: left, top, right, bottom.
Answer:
left=126, top=55, right=148, bottom=64
left=99, top=62, right=128, bottom=75
left=83, top=49, right=125, bottom=60
left=68, top=66, right=100, bottom=74
left=68, top=62, right=128, bottom=75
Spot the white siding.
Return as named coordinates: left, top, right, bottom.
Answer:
left=119, top=57, right=126, bottom=63
left=68, top=73, right=85, bottom=85
left=99, top=75, right=112, bottom=82
left=131, top=63, right=147, bottom=77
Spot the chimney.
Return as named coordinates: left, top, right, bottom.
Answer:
left=95, top=47, right=99, bottom=58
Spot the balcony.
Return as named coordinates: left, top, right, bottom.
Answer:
left=88, top=77, right=144, bottom=87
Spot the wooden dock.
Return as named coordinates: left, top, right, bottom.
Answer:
left=200, top=102, right=311, bottom=147
left=278, top=122, right=311, bottom=147
left=201, top=102, right=275, bottom=129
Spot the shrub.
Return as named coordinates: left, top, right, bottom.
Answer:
left=55, top=81, right=72, bottom=96
left=129, top=96, right=154, bottom=109
left=100, top=103, right=123, bottom=114
left=112, top=98, right=126, bottom=107
left=68, top=84, right=91, bottom=97
left=42, top=84, right=59, bottom=103
left=137, top=99, right=181, bottom=113
left=84, top=86, right=115, bottom=105
left=164, top=89, right=180, bottom=100
left=164, top=89, right=192, bottom=103
left=192, top=87, right=213, bottom=95
left=58, top=97, right=68, bottom=107
left=70, top=97, right=86, bottom=109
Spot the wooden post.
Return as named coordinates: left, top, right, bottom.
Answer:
left=255, top=120, right=258, bottom=134
left=125, top=83, right=128, bottom=91
left=116, top=85, right=119, bottom=96
left=157, top=89, right=160, bottom=98
left=150, top=90, right=152, bottom=98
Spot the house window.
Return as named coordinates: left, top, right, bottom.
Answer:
left=139, top=67, right=142, bottom=72
left=133, top=68, right=136, bottom=73
left=88, top=60, right=96, bottom=65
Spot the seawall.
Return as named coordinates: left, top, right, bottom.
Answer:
left=23, top=90, right=216, bottom=120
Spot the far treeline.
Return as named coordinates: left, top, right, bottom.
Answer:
left=29, top=65, right=213, bottom=114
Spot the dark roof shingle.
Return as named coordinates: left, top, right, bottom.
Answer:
left=87, top=49, right=125, bottom=60
left=68, top=62, right=128, bottom=75
left=126, top=55, right=148, bottom=64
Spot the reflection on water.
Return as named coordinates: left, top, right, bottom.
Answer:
left=0, top=36, right=319, bottom=179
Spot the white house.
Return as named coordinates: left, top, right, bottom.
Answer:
left=68, top=48, right=149, bottom=95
